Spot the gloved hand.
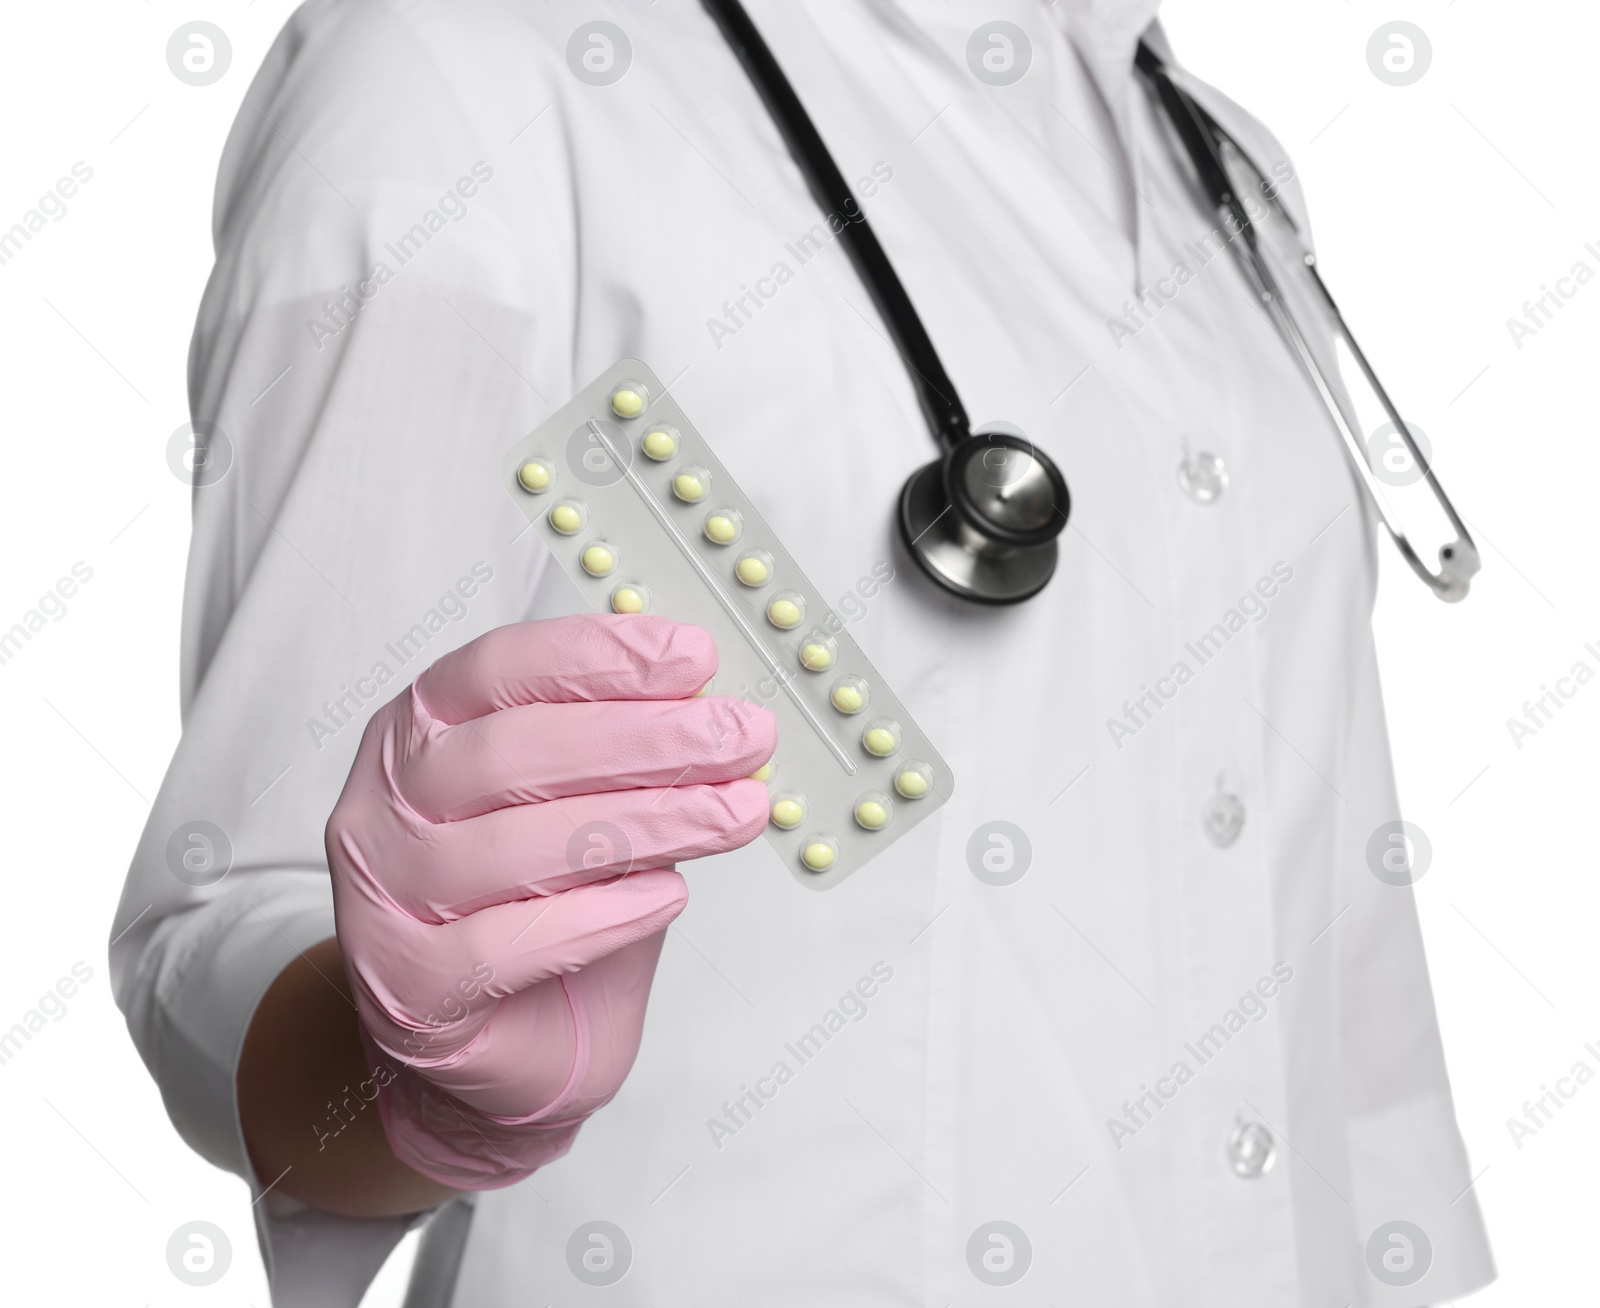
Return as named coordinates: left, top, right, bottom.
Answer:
left=325, top=614, right=773, bottom=1189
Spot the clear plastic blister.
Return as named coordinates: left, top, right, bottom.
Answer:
left=502, top=359, right=954, bottom=889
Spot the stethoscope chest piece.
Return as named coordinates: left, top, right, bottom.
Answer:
left=898, top=424, right=1070, bottom=605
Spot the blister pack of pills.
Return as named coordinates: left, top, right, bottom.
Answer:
left=501, top=360, right=953, bottom=890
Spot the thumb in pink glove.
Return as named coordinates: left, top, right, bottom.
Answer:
left=325, top=614, right=774, bottom=1189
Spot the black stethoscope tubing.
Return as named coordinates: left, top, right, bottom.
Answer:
left=700, top=0, right=972, bottom=453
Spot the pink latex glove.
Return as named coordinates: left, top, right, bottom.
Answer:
left=325, top=615, right=773, bottom=1189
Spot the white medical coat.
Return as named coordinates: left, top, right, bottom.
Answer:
left=110, top=0, right=1495, bottom=1304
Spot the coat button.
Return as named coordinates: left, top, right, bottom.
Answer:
left=1177, top=451, right=1228, bottom=504
left=1201, top=788, right=1245, bottom=848
left=1226, top=1120, right=1276, bottom=1178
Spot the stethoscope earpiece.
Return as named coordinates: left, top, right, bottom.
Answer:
left=899, top=425, right=1070, bottom=605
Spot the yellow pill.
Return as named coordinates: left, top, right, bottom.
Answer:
left=674, top=472, right=707, bottom=502
left=768, top=599, right=802, bottom=629
left=642, top=429, right=677, bottom=460
left=549, top=504, right=582, bottom=534
left=799, top=643, right=834, bottom=671
left=705, top=514, right=739, bottom=543
left=610, top=386, right=645, bottom=418
left=802, top=841, right=837, bottom=871
left=694, top=679, right=713, bottom=697
left=832, top=684, right=864, bottom=713
left=771, top=799, right=804, bottom=829
left=737, top=555, right=771, bottom=585
left=895, top=768, right=931, bottom=799
left=581, top=544, right=616, bottom=576
left=749, top=761, right=773, bottom=783
left=863, top=727, right=897, bottom=756
left=855, top=800, right=889, bottom=830
left=611, top=587, right=645, bottom=614
left=517, top=461, right=551, bottom=492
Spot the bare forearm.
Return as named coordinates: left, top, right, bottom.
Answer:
left=238, top=936, right=459, bottom=1217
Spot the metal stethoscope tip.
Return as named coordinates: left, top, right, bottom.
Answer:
left=898, top=426, right=1071, bottom=605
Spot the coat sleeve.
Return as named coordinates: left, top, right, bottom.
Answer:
left=1335, top=637, right=1496, bottom=1306
left=107, top=2, right=582, bottom=1302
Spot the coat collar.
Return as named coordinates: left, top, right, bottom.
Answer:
left=1049, top=0, right=1165, bottom=107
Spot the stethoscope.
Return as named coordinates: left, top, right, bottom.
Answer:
left=702, top=0, right=1480, bottom=606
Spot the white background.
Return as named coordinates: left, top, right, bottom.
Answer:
left=0, top=1, right=1593, bottom=1304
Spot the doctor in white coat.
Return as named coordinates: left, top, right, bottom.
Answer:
left=111, top=0, right=1495, bottom=1304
